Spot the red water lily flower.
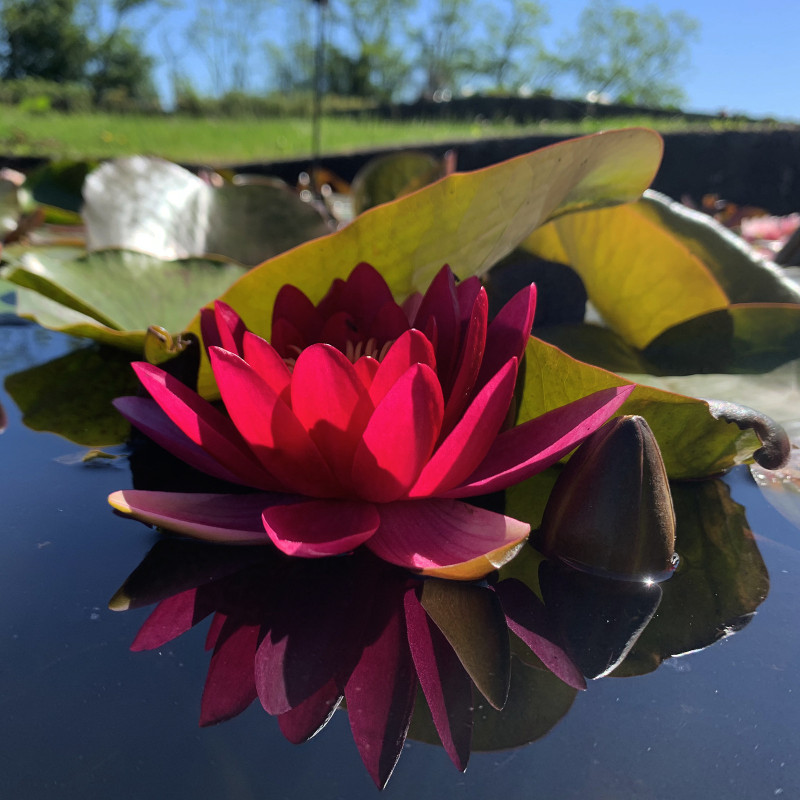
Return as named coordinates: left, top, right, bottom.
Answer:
left=109, top=264, right=633, bottom=579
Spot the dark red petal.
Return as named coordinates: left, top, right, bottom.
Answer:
left=272, top=283, right=322, bottom=345
left=446, top=385, right=635, bottom=497
left=200, top=306, right=222, bottom=353
left=130, top=590, right=207, bottom=651
left=352, top=363, right=444, bottom=502
left=493, top=579, right=586, bottom=691
left=255, top=557, right=376, bottom=714
left=404, top=588, right=472, bottom=771
left=477, top=283, right=537, bottom=391
left=366, top=298, right=412, bottom=344
left=278, top=680, right=343, bottom=744
left=413, top=265, right=460, bottom=387
left=200, top=620, right=260, bottom=726
left=340, top=262, right=396, bottom=324
left=439, top=287, right=488, bottom=433
left=344, top=593, right=417, bottom=789
left=262, top=499, right=380, bottom=557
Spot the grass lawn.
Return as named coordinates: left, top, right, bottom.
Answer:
left=0, top=105, right=780, bottom=164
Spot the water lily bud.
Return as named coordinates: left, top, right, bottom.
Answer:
left=539, top=415, right=676, bottom=582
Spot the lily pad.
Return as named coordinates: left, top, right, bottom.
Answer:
left=351, top=151, right=447, bottom=215
left=518, top=337, right=763, bottom=479
left=3, top=249, right=248, bottom=352
left=82, top=156, right=331, bottom=266
left=192, top=128, right=663, bottom=393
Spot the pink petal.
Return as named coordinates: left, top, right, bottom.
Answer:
left=290, top=345, right=374, bottom=482
left=404, top=588, right=472, bottom=771
left=242, top=332, right=291, bottom=398
left=368, top=329, right=436, bottom=407
left=344, top=592, right=417, bottom=789
left=278, top=680, right=342, bottom=744
left=353, top=356, right=380, bottom=389
left=109, top=490, right=280, bottom=543
left=352, top=363, right=444, bottom=502
left=210, top=347, right=340, bottom=496
left=477, top=284, right=536, bottom=391
left=262, top=499, right=380, bottom=557
left=493, top=579, right=586, bottom=691
left=113, top=396, right=247, bottom=486
left=200, top=620, right=260, bottom=725
left=213, top=300, right=247, bottom=357
left=409, top=358, right=518, bottom=498
left=367, top=498, right=529, bottom=576
left=446, top=385, right=635, bottom=497
left=439, top=287, right=488, bottom=431
left=270, top=316, right=305, bottom=361
left=131, top=362, right=273, bottom=489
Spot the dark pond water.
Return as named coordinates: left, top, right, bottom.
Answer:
left=2, top=322, right=800, bottom=799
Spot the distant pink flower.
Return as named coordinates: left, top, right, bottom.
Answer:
left=740, top=213, right=800, bottom=255
left=109, top=264, right=632, bottom=578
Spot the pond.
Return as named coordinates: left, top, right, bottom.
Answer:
left=3, top=320, right=800, bottom=799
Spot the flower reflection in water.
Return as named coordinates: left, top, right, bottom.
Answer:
left=109, top=264, right=632, bottom=578
left=111, top=541, right=584, bottom=788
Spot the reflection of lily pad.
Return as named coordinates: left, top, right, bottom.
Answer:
left=612, top=478, right=769, bottom=677
left=83, top=156, right=330, bottom=266
left=3, top=249, right=248, bottom=352
left=4, top=345, right=139, bottom=445
left=409, top=655, right=577, bottom=751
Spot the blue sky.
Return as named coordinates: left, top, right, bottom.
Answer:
left=140, top=0, right=800, bottom=120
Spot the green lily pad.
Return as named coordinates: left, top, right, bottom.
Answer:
left=639, top=190, right=800, bottom=305
left=82, top=156, right=330, bottom=266
left=4, top=345, right=139, bottom=445
left=518, top=336, right=762, bottom=479
left=3, top=249, right=248, bottom=351
left=193, top=128, right=663, bottom=394
left=612, top=478, right=769, bottom=677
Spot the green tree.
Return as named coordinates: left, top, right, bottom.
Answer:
left=1, top=0, right=90, bottom=82
left=411, top=0, right=476, bottom=97
left=474, top=0, right=550, bottom=92
left=330, top=0, right=416, bottom=101
left=550, top=0, right=699, bottom=106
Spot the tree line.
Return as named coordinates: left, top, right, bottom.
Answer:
left=0, top=0, right=699, bottom=113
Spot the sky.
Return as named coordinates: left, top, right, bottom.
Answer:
left=139, top=0, right=800, bottom=121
